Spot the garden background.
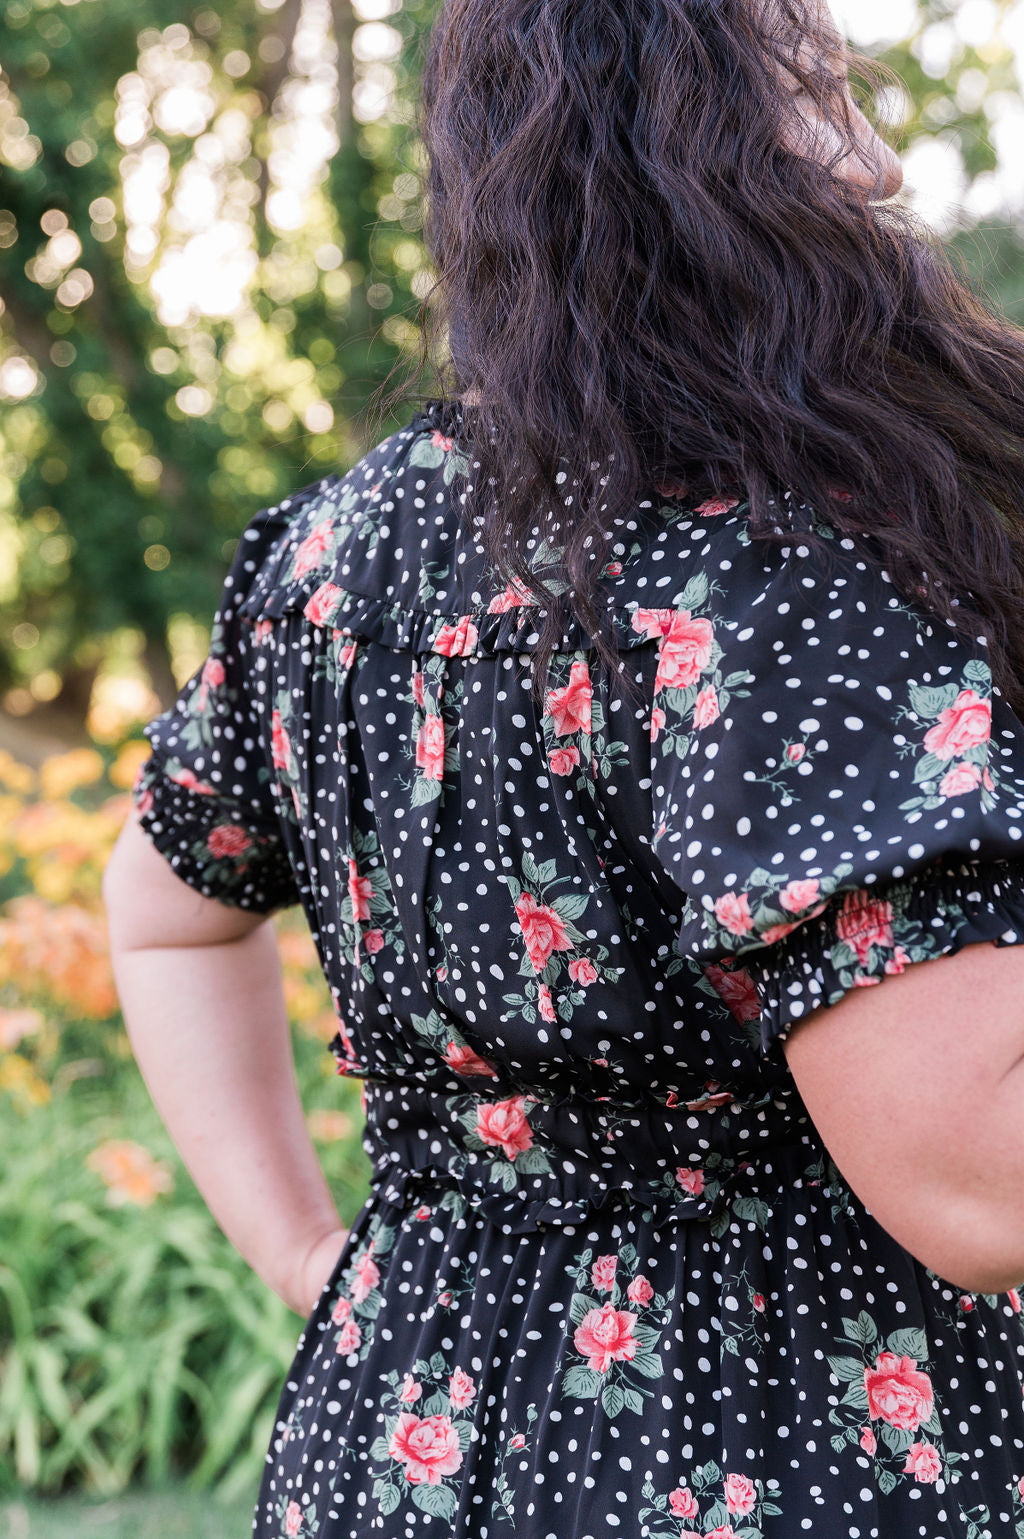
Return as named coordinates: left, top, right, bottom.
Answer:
left=2, top=0, right=1024, bottom=1532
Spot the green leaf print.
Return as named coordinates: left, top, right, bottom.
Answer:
left=876, top=1468, right=899, bottom=1495
left=412, top=1483, right=458, bottom=1519
left=909, top=683, right=960, bottom=719
left=676, top=571, right=710, bottom=611
left=369, top=1436, right=392, bottom=1461
left=602, top=1383, right=625, bottom=1417
left=886, top=1326, right=930, bottom=1360
left=827, top=1355, right=866, bottom=1383
left=913, top=751, right=948, bottom=785
left=842, top=1311, right=879, bottom=1345
left=562, top=1364, right=604, bottom=1400
left=569, top=1292, right=602, bottom=1325
left=376, top=1483, right=401, bottom=1516
left=629, top=1353, right=665, bottom=1379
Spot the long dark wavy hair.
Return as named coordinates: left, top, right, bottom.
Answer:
left=372, top=0, right=1024, bottom=716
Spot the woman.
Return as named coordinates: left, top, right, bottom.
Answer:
left=103, top=0, right=1024, bottom=1534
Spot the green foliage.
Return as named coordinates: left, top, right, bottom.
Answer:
left=0, top=0, right=436, bottom=709
left=0, top=1022, right=370, bottom=1499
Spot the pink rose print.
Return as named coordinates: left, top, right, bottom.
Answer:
left=695, top=496, right=740, bottom=517
left=545, top=659, right=593, bottom=735
left=476, top=1096, right=534, bottom=1160
left=668, top=1485, right=700, bottom=1518
left=859, top=1425, right=877, bottom=1454
left=723, top=1472, right=756, bottom=1516
left=960, top=1296, right=974, bottom=1312
left=253, top=618, right=274, bottom=646
left=568, top=956, right=598, bottom=986
left=779, top=878, right=821, bottom=913
left=836, top=893, right=895, bottom=967
left=168, top=765, right=216, bottom=794
left=693, top=684, right=721, bottom=728
left=363, top=928, right=384, bottom=954
left=201, top=656, right=225, bottom=689
left=271, top=709, right=292, bottom=773
left=573, top=1303, right=639, bottom=1373
left=626, top=1274, right=654, bottom=1306
left=549, top=744, right=581, bottom=776
left=707, top=1526, right=737, bottom=1539
left=752, top=1293, right=766, bottom=1312
left=509, top=1432, right=526, bottom=1450
left=714, top=891, right=754, bottom=937
left=675, top=1165, right=705, bottom=1195
left=347, top=857, right=373, bottom=922
left=923, top=688, right=991, bottom=761
left=206, top=825, right=251, bottom=859
left=1018, top=1475, right=1024, bottom=1498
left=415, top=713, right=446, bottom=780
left=399, top=1374, right=422, bottom=1404
left=536, top=981, right=557, bottom=1022
left=1009, top=1288, right=1022, bottom=1313
left=448, top=1367, right=476, bottom=1410
left=863, top=1351, right=935, bottom=1431
left=514, top=892, right=573, bottom=972
left=331, top=1295, right=352, bottom=1324
left=884, top=945, right=911, bottom=975
left=285, top=1500, right=304, bottom=1537
left=431, top=429, right=454, bottom=451
left=336, top=1319, right=362, bottom=1355
left=605, top=560, right=622, bottom=576
left=437, top=1290, right=453, bottom=1307
left=432, top=615, right=479, bottom=656
left=759, top=919, right=802, bottom=944
left=387, top=1412, right=463, bottom=1485
left=903, top=1441, right=942, bottom=1483
left=487, top=579, right=535, bottom=612
left=443, top=1041, right=498, bottom=1077
left=786, top=741, right=806, bottom=763
left=335, top=636, right=357, bottom=668
left=650, top=705, right=666, bottom=743
left=938, top=760, right=982, bottom=798
left=412, top=671, right=425, bottom=707
left=591, top=1254, right=618, bottom=1293
left=303, top=582, right=344, bottom=628
left=631, top=607, right=675, bottom=639
left=291, top=520, right=335, bottom=579
left=654, top=611, right=715, bottom=694
left=704, top=964, right=761, bottom=1024
left=351, top=1252, right=380, bottom=1303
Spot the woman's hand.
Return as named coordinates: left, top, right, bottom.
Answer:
left=280, top=1224, right=352, bottom=1316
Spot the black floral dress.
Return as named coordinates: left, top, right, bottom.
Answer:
left=133, top=399, right=1024, bottom=1539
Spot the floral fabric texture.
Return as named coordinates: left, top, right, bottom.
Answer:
left=134, top=399, right=1024, bottom=1539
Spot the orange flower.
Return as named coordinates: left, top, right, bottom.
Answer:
left=86, top=1139, right=174, bottom=1206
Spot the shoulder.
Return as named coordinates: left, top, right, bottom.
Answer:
left=223, top=410, right=452, bottom=619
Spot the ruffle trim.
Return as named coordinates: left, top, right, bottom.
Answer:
left=132, top=754, right=299, bottom=915
left=743, top=856, right=1024, bottom=1059
left=238, top=567, right=676, bottom=658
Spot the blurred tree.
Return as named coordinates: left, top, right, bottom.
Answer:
left=0, top=0, right=437, bottom=724
left=0, top=0, right=1022, bottom=732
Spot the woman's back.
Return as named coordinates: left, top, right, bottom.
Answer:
left=128, top=399, right=1024, bottom=1537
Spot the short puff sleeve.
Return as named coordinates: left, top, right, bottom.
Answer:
left=131, top=501, right=303, bottom=914
left=648, top=515, right=1024, bottom=1061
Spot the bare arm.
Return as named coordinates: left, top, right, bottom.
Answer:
left=782, top=936, right=1024, bottom=1294
left=103, top=814, right=348, bottom=1316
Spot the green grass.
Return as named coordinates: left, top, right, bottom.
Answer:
left=0, top=1486, right=257, bottom=1537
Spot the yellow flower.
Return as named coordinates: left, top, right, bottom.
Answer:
left=40, top=748, right=105, bottom=802
left=0, top=1054, right=51, bottom=1110
left=109, top=740, right=151, bottom=791
left=0, top=750, right=36, bottom=796
left=86, top=1139, right=175, bottom=1206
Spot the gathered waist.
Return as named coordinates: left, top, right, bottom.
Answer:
left=366, top=1133, right=848, bottom=1238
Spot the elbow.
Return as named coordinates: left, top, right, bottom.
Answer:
left=897, top=1193, right=1024, bottom=1296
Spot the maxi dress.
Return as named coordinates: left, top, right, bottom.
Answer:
left=133, top=398, right=1024, bottom=1539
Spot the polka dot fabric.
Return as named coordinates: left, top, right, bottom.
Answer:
left=133, top=399, right=1024, bottom=1539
